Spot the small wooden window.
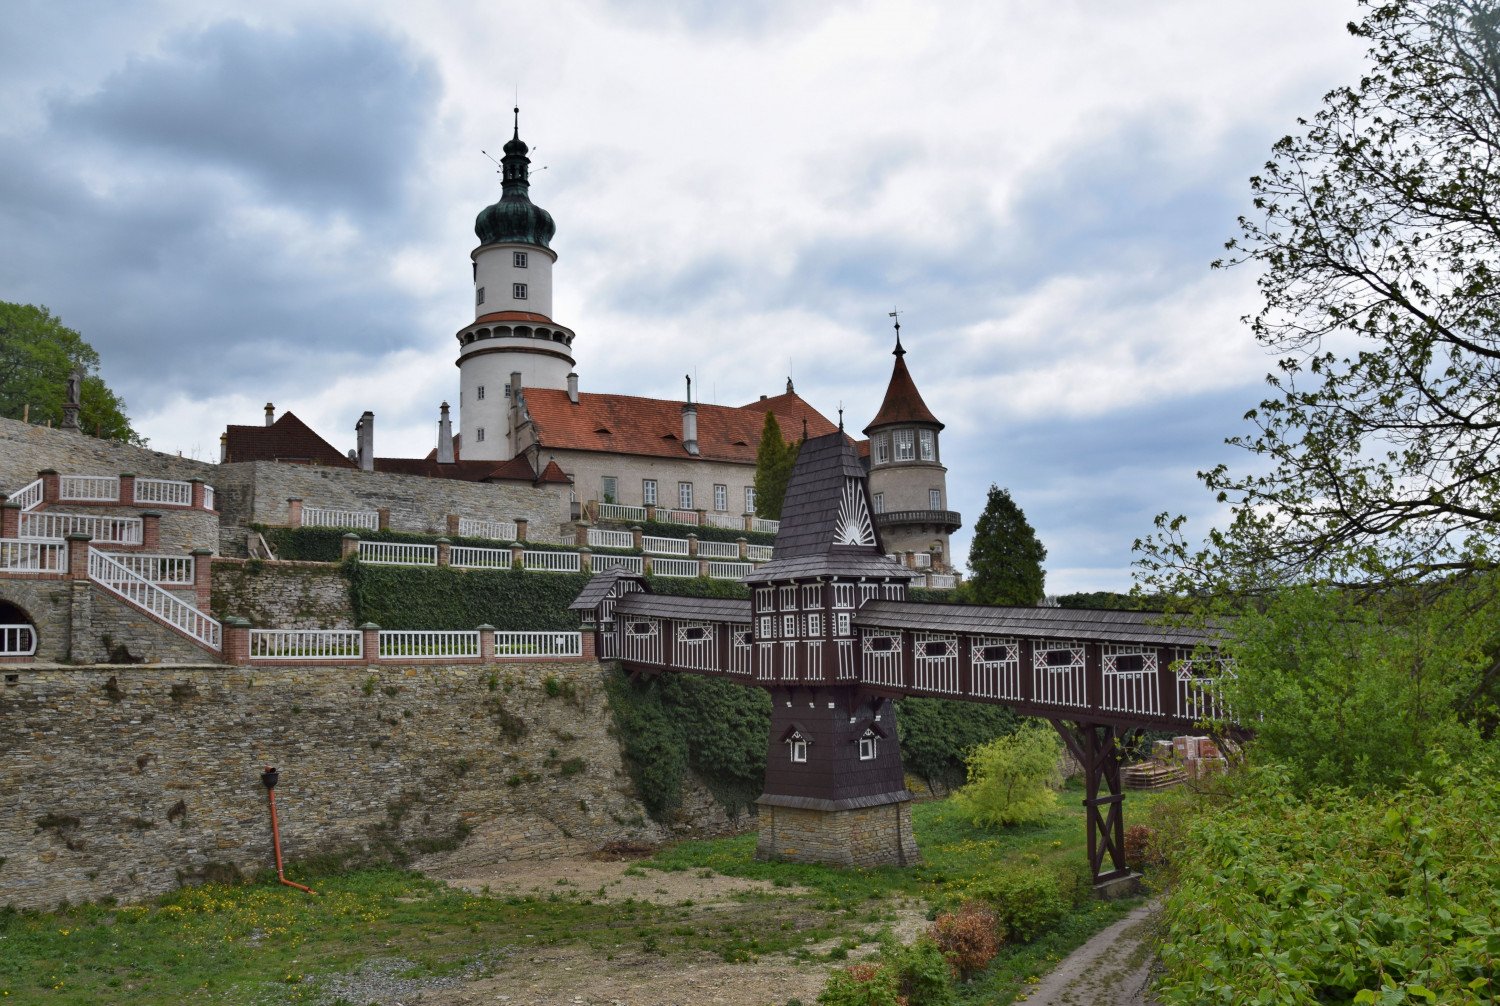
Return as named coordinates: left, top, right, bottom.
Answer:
left=513, top=282, right=528, bottom=299
left=859, top=733, right=877, bottom=761
left=514, top=251, right=528, bottom=268
left=866, top=635, right=896, bottom=653
left=789, top=737, right=808, bottom=763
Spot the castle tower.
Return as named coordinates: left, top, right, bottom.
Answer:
left=455, top=108, right=577, bottom=461
left=863, top=323, right=961, bottom=570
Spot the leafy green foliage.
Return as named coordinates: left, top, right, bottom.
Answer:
left=895, top=697, right=1019, bottom=791
left=967, top=864, right=1070, bottom=943
left=953, top=721, right=1061, bottom=827
left=1156, top=758, right=1500, bottom=1005
left=881, top=935, right=956, bottom=1005
left=818, top=964, right=901, bottom=1006
left=0, top=301, right=142, bottom=444
left=962, top=485, right=1046, bottom=605
left=1055, top=591, right=1162, bottom=611
left=346, top=564, right=589, bottom=631
left=752, top=411, right=799, bottom=521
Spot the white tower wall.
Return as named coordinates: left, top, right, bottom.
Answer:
left=474, top=243, right=555, bottom=317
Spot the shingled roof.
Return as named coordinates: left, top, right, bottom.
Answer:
left=522, top=388, right=839, bottom=463
left=223, top=412, right=353, bottom=467
left=854, top=601, right=1225, bottom=647
left=864, top=347, right=942, bottom=433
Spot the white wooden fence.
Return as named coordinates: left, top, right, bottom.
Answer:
left=751, top=518, right=780, bottom=534
left=697, top=540, right=740, bottom=559
left=642, top=535, right=689, bottom=556
left=60, top=475, right=118, bottom=501
left=0, top=538, right=67, bottom=572
left=250, top=629, right=363, bottom=660
left=597, top=502, right=647, bottom=522
left=495, top=631, right=583, bottom=657
left=521, top=550, right=581, bottom=573
left=458, top=517, right=518, bottom=541
left=707, top=561, right=752, bottom=580
left=587, top=528, right=635, bottom=549
left=303, top=505, right=380, bottom=530
left=592, top=554, right=644, bottom=574
left=379, top=630, right=481, bottom=660
left=660, top=508, right=699, bottom=526
left=20, top=512, right=143, bottom=545
left=651, top=557, right=700, bottom=578
left=102, top=553, right=194, bottom=584
left=450, top=545, right=513, bottom=569
left=132, top=477, right=193, bottom=506
left=746, top=544, right=774, bottom=562
left=357, top=541, right=437, bottom=566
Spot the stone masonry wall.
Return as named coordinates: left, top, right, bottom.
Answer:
left=0, top=662, right=668, bottom=910
left=35, top=502, right=220, bottom=555
left=210, top=558, right=355, bottom=628
left=0, top=579, right=73, bottom=662
left=0, top=417, right=216, bottom=492
left=71, top=587, right=219, bottom=665
left=213, top=461, right=570, bottom=550
left=755, top=801, right=920, bottom=868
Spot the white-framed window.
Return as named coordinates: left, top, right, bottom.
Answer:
left=758, top=615, right=774, bottom=639
left=836, top=612, right=852, bottom=636
left=679, top=482, right=693, bottom=508
left=756, top=587, right=773, bottom=608
left=802, top=584, right=821, bottom=607
left=859, top=732, right=877, bottom=761
left=602, top=476, right=618, bottom=502
left=476, top=286, right=485, bottom=306
left=477, top=385, right=486, bottom=400
left=513, top=282, right=528, bottom=300
left=929, top=489, right=942, bottom=509
left=895, top=430, right=915, bottom=461
left=834, top=584, right=855, bottom=608
left=873, top=492, right=885, bottom=514
left=860, top=583, right=879, bottom=602
left=919, top=429, right=935, bottom=460
left=807, top=613, right=823, bottom=635
left=789, top=735, right=808, bottom=763
left=745, top=487, right=756, bottom=514
left=514, top=251, right=529, bottom=268
left=642, top=479, right=657, bottom=506
left=782, top=614, right=797, bottom=637
left=873, top=435, right=889, bottom=464
left=780, top=586, right=797, bottom=608
left=625, top=621, right=656, bottom=637
left=476, top=427, right=485, bottom=442
left=713, top=484, right=728, bottom=512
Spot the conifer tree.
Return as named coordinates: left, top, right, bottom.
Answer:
left=752, top=412, right=798, bottom=520
left=965, top=485, right=1047, bottom=605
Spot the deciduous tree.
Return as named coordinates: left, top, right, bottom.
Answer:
left=0, top=301, right=143, bottom=445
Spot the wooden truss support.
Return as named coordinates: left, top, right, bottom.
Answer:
left=1049, top=720, right=1140, bottom=885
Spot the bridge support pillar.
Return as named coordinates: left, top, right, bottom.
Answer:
left=1050, top=720, right=1141, bottom=891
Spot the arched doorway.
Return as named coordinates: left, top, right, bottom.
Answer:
left=0, top=599, right=37, bottom=656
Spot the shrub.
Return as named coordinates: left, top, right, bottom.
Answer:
left=817, top=963, right=901, bottom=1006
left=895, top=697, right=1020, bottom=792
left=952, top=720, right=1062, bottom=827
left=1123, top=824, right=1158, bottom=871
left=881, top=936, right=955, bottom=1005
left=969, top=865, right=1068, bottom=943
left=928, top=901, right=1001, bottom=981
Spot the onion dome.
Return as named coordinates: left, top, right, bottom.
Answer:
left=475, top=107, right=556, bottom=249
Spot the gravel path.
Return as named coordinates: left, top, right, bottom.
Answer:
left=1015, top=902, right=1159, bottom=1006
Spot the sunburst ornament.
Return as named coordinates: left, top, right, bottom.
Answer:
left=834, top=478, right=876, bottom=546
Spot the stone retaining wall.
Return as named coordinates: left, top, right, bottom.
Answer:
left=0, top=418, right=216, bottom=493
left=210, top=558, right=355, bottom=628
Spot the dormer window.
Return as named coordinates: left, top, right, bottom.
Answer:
left=788, top=733, right=809, bottom=763
left=894, top=430, right=915, bottom=461
left=514, top=251, right=529, bottom=268
left=859, top=730, right=878, bottom=761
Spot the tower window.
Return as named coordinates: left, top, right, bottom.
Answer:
left=476, top=286, right=485, bottom=306
left=873, top=435, right=889, bottom=465
left=873, top=493, right=884, bottom=513
left=859, top=732, right=878, bottom=761
left=895, top=430, right=915, bottom=461
left=476, top=428, right=485, bottom=442
left=513, top=283, right=528, bottom=300
left=477, top=385, right=486, bottom=400
left=930, top=489, right=942, bottom=509
left=919, top=429, right=935, bottom=460
left=514, top=251, right=529, bottom=268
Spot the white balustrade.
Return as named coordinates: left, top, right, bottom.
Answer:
left=132, top=478, right=193, bottom=506
left=521, top=550, right=582, bottom=573
left=450, top=545, right=514, bottom=569
left=102, top=552, right=194, bottom=585
left=379, top=630, right=481, bottom=660
left=592, top=554, right=644, bottom=574
left=203, top=485, right=216, bottom=511
left=357, top=540, right=437, bottom=566
left=697, top=540, right=740, bottom=559
left=0, top=538, right=67, bottom=573
left=707, top=561, right=752, bottom=580
left=587, top=528, right=635, bottom=549
left=494, top=631, right=583, bottom=657
left=0, top=624, right=36, bottom=656
left=596, top=502, right=647, bottom=522
left=660, top=508, right=700, bottom=526
left=302, top=505, right=380, bottom=530
left=651, top=557, right=700, bottom=578
left=457, top=517, right=518, bottom=541
left=8, top=479, right=43, bottom=512
left=746, top=544, right=774, bottom=562
left=927, top=574, right=957, bottom=589
left=703, top=513, right=741, bottom=530
left=642, top=535, right=689, bottom=556
left=913, top=552, right=932, bottom=569
left=752, top=518, right=780, bottom=534
left=249, top=629, right=362, bottom=660
left=87, top=548, right=220, bottom=649
left=20, top=512, right=142, bottom=544
left=60, top=475, right=118, bottom=501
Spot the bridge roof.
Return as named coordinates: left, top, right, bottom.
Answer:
left=615, top=593, right=752, bottom=623
left=854, top=601, right=1222, bottom=647
left=568, top=568, right=643, bottom=610
left=744, top=553, right=915, bottom=583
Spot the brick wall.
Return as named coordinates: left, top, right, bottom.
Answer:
left=0, top=662, right=668, bottom=910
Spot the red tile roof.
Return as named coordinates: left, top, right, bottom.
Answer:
left=865, top=355, right=942, bottom=432
left=524, top=388, right=840, bottom=463
left=223, top=413, right=354, bottom=467
left=374, top=456, right=570, bottom=484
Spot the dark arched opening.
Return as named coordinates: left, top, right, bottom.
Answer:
left=0, top=599, right=37, bottom=656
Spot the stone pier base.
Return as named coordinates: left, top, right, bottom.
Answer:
left=754, top=797, right=921, bottom=868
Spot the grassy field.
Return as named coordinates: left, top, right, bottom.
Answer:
left=0, top=786, right=1150, bottom=1004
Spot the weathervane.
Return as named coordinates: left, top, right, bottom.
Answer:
left=889, top=307, right=905, bottom=357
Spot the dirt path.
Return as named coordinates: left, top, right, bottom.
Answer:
left=1014, top=902, right=1159, bottom=1006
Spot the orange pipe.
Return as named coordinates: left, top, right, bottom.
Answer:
left=262, top=767, right=316, bottom=895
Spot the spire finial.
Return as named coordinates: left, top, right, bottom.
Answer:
left=889, top=307, right=905, bottom=357
left=838, top=403, right=844, bottom=432
left=513, top=105, right=520, bottom=140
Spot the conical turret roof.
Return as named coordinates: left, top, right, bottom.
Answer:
left=864, top=335, right=942, bottom=433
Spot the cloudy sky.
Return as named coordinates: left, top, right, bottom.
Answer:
left=0, top=0, right=1370, bottom=593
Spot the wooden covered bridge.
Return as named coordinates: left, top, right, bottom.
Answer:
left=572, top=433, right=1228, bottom=888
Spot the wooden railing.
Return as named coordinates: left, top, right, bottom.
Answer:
left=587, top=528, right=635, bottom=549
left=132, top=477, right=193, bottom=506
left=592, top=554, right=644, bottom=574
left=303, top=505, right=380, bottom=530
left=597, top=502, right=647, bottom=522
left=697, top=540, right=740, bottom=559
left=379, top=630, right=481, bottom=660
left=495, top=631, right=582, bottom=657
left=0, top=538, right=67, bottom=573
left=250, top=629, right=363, bottom=660
left=60, top=475, right=118, bottom=501
left=642, top=536, right=689, bottom=556
left=21, top=512, right=142, bottom=545
left=521, top=550, right=581, bottom=573
left=358, top=541, right=437, bottom=566
left=450, top=545, right=513, bottom=569
left=8, top=478, right=43, bottom=512
left=458, top=517, right=518, bottom=541
left=651, top=557, right=700, bottom=578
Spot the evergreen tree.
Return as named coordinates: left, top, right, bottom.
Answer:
left=964, top=485, right=1046, bottom=605
left=0, top=301, right=143, bottom=444
left=752, top=411, right=798, bottom=520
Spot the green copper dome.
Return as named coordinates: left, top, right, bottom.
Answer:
left=475, top=110, right=555, bottom=249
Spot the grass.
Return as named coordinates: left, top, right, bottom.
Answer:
left=0, top=785, right=1156, bottom=1004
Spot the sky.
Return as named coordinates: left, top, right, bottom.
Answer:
left=0, top=0, right=1371, bottom=594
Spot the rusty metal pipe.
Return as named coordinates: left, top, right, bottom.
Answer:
left=261, top=766, right=316, bottom=895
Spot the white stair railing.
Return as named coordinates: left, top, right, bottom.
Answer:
left=0, top=538, right=67, bottom=572
left=87, top=547, right=220, bottom=650
left=8, top=478, right=43, bottom=512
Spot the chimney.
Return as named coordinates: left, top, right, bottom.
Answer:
left=219, top=432, right=228, bottom=463
left=682, top=375, right=700, bottom=456
left=437, top=402, right=454, bottom=464
left=356, top=411, right=374, bottom=471
left=264, top=402, right=275, bottom=426
left=509, top=371, right=523, bottom=399
left=567, top=372, right=579, bottom=405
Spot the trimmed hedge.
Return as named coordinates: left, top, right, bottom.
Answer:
left=636, top=519, right=775, bottom=547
